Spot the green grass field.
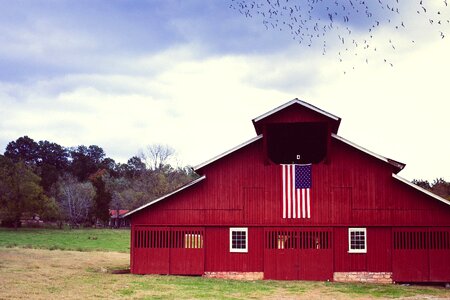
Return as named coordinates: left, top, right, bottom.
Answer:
left=0, top=228, right=130, bottom=252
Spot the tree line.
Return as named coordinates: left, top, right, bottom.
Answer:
left=0, top=136, right=197, bottom=228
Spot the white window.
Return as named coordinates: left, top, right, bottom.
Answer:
left=230, top=227, right=248, bottom=253
left=348, top=228, right=367, bottom=253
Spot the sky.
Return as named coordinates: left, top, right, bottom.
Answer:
left=0, top=0, right=449, bottom=182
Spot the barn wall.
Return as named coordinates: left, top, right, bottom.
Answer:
left=132, top=137, right=450, bottom=227
left=333, top=227, right=392, bottom=273
left=205, top=227, right=264, bottom=272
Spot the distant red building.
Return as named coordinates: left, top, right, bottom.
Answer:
left=124, top=99, right=450, bottom=283
left=109, top=209, right=130, bottom=228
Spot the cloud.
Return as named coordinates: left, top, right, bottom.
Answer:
left=0, top=43, right=292, bottom=166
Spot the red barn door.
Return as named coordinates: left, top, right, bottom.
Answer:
left=133, top=226, right=170, bottom=274
left=428, top=228, right=450, bottom=282
left=132, top=226, right=204, bottom=275
left=170, top=227, right=205, bottom=275
left=264, top=227, right=333, bottom=280
left=393, top=227, right=450, bottom=282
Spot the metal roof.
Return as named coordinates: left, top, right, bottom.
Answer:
left=392, top=174, right=450, bottom=207
left=122, top=175, right=206, bottom=218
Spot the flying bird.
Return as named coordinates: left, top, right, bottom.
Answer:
left=229, top=0, right=450, bottom=71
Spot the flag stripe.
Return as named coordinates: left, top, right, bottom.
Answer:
left=282, top=166, right=286, bottom=218
left=307, top=189, right=310, bottom=218
left=287, top=165, right=291, bottom=218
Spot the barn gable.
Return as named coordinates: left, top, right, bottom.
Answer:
left=252, top=98, right=341, bottom=134
left=128, top=99, right=450, bottom=283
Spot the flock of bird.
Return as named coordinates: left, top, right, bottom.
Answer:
left=229, top=0, right=450, bottom=71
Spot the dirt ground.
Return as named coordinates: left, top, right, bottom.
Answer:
left=0, top=248, right=130, bottom=299
left=0, top=248, right=449, bottom=300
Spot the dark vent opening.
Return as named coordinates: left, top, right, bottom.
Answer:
left=266, top=122, right=328, bottom=164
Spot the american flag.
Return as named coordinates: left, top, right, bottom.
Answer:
left=281, top=164, right=312, bottom=219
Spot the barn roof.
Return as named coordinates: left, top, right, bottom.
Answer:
left=332, top=133, right=405, bottom=173
left=393, top=174, right=450, bottom=207
left=109, top=209, right=129, bottom=218
left=252, top=98, right=342, bottom=134
left=122, top=175, right=206, bottom=218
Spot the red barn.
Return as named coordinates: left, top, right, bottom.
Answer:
left=124, top=99, right=450, bottom=283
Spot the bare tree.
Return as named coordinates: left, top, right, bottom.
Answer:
left=139, top=144, right=176, bottom=171
left=55, top=174, right=95, bottom=227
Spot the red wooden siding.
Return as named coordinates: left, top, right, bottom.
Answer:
left=205, top=227, right=263, bottom=272
left=393, top=227, right=450, bottom=282
left=334, top=227, right=392, bottom=273
left=264, top=227, right=333, bottom=280
left=131, top=226, right=204, bottom=275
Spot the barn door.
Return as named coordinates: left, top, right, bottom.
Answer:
left=132, top=226, right=204, bottom=275
left=264, top=227, right=333, bottom=280
left=393, top=227, right=450, bottom=282
left=133, top=226, right=170, bottom=274
left=169, top=227, right=205, bottom=275
left=264, top=229, right=298, bottom=280
left=428, top=228, right=450, bottom=282
left=297, top=229, right=333, bottom=280
left=393, top=228, right=430, bottom=282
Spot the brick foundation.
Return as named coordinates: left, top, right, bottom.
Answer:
left=333, top=272, right=393, bottom=284
left=203, top=272, right=264, bottom=280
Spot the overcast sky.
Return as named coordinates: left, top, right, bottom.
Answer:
left=0, top=0, right=449, bottom=181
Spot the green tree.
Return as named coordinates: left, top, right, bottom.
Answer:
left=37, top=140, right=69, bottom=192
left=69, top=145, right=117, bottom=181
left=0, top=155, right=52, bottom=228
left=4, top=136, right=39, bottom=167
left=89, top=169, right=112, bottom=225
left=5, top=137, right=70, bottom=193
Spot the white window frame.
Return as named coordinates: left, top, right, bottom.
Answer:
left=348, top=228, right=367, bottom=253
left=230, top=227, right=248, bottom=253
